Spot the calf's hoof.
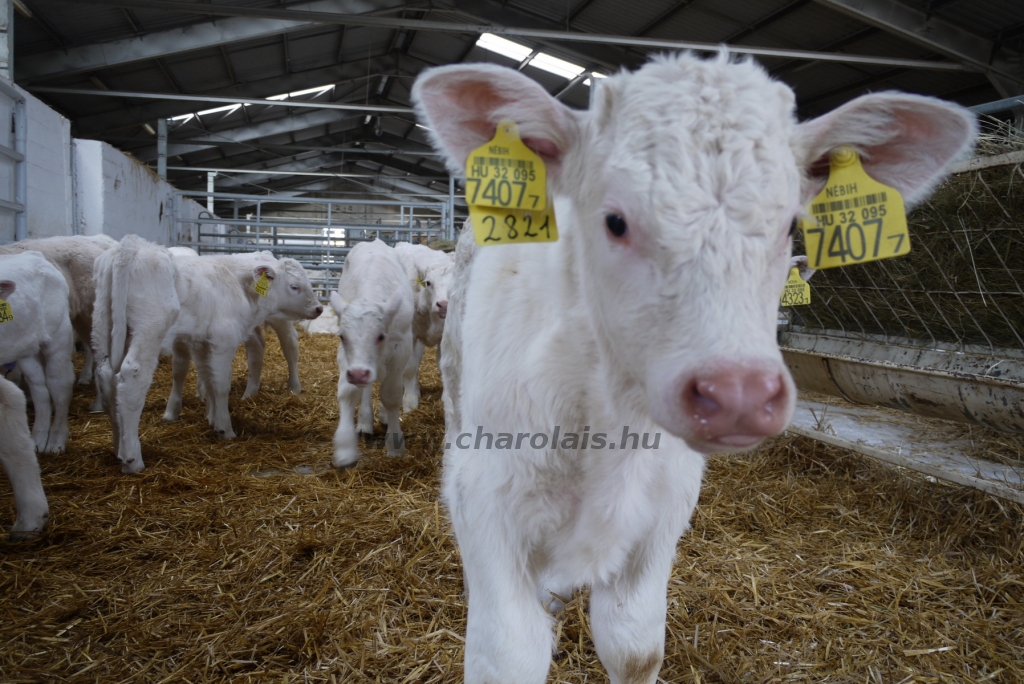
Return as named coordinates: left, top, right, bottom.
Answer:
left=332, top=448, right=360, bottom=469
left=287, top=379, right=302, bottom=395
left=402, top=397, right=419, bottom=412
left=241, top=385, right=259, bottom=400
left=356, top=422, right=374, bottom=436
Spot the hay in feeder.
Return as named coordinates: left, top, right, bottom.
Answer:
left=0, top=332, right=1021, bottom=682
left=791, top=117, right=1024, bottom=350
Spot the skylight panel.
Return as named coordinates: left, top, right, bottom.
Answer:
left=529, top=52, right=585, bottom=80
left=476, top=33, right=533, bottom=62
left=584, top=71, right=607, bottom=86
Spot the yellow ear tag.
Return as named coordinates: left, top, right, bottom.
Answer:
left=780, top=267, right=811, bottom=306
left=799, top=146, right=909, bottom=269
left=0, top=298, right=12, bottom=323
left=466, top=120, right=558, bottom=246
left=254, top=273, right=270, bottom=297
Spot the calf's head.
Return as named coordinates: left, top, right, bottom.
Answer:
left=331, top=289, right=405, bottom=387
left=273, top=258, right=323, bottom=320
left=417, top=257, right=454, bottom=320
left=413, top=54, right=975, bottom=454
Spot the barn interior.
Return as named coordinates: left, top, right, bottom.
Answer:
left=0, top=1, right=1022, bottom=682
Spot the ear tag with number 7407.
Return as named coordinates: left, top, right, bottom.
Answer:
left=799, top=146, right=909, bottom=270
left=465, top=120, right=558, bottom=246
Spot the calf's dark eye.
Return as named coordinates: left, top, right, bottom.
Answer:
left=605, top=213, right=628, bottom=238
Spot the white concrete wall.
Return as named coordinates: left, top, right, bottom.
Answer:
left=18, top=85, right=72, bottom=240
left=73, top=139, right=207, bottom=245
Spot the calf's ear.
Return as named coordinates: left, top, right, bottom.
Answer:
left=0, top=280, right=14, bottom=299
left=795, top=93, right=977, bottom=208
left=412, top=63, right=578, bottom=177
left=254, top=264, right=276, bottom=281
left=329, top=291, right=347, bottom=318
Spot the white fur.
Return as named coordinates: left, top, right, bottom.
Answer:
left=0, top=375, right=49, bottom=539
left=0, top=235, right=118, bottom=411
left=413, top=53, right=976, bottom=684
left=0, top=251, right=75, bottom=454
left=330, top=239, right=414, bottom=467
left=393, top=242, right=454, bottom=410
left=160, top=251, right=321, bottom=441
left=92, top=235, right=183, bottom=474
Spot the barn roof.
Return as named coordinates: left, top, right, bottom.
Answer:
left=13, top=0, right=1024, bottom=199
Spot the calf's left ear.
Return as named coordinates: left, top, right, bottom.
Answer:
left=0, top=280, right=14, bottom=299
left=412, top=63, right=578, bottom=177
left=254, top=265, right=276, bottom=281
left=795, top=92, right=977, bottom=208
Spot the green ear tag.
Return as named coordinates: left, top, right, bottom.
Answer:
left=780, top=267, right=811, bottom=306
left=254, top=273, right=270, bottom=297
left=799, top=146, right=910, bottom=270
left=465, top=120, right=559, bottom=246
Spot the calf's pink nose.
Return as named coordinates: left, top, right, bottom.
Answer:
left=681, top=366, right=789, bottom=447
left=436, top=300, right=448, bottom=318
left=347, top=368, right=371, bottom=387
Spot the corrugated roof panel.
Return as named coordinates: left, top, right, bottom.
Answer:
left=505, top=0, right=566, bottom=23
left=338, top=26, right=395, bottom=61
left=571, top=0, right=680, bottom=36
left=163, top=50, right=237, bottom=92
left=935, top=0, right=1024, bottom=39
left=737, top=4, right=869, bottom=50
left=407, top=31, right=475, bottom=64
left=101, top=65, right=175, bottom=93
left=644, top=5, right=742, bottom=41
left=287, top=31, right=346, bottom=72
left=229, top=41, right=289, bottom=84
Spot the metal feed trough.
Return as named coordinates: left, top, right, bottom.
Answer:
left=172, top=191, right=453, bottom=299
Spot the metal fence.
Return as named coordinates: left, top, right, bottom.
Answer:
left=172, top=191, right=451, bottom=298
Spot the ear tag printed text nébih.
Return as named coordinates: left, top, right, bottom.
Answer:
left=254, top=273, right=270, bottom=297
left=0, top=298, right=12, bottom=323
left=780, top=267, right=811, bottom=306
left=466, top=120, right=558, bottom=246
left=799, top=146, right=909, bottom=270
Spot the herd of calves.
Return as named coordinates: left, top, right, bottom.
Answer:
left=0, top=233, right=455, bottom=539
left=1, top=51, right=979, bottom=683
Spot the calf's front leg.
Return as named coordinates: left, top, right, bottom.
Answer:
left=241, top=326, right=265, bottom=400
left=205, top=346, right=238, bottom=439
left=269, top=317, right=302, bottom=394
left=18, top=355, right=52, bottom=453
left=333, top=381, right=362, bottom=468
left=402, top=339, right=425, bottom=412
left=162, top=341, right=192, bottom=422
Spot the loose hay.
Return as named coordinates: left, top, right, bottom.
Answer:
left=1, top=333, right=1021, bottom=682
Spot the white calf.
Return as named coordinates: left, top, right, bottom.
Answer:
left=162, top=252, right=322, bottom=440
left=0, top=251, right=75, bottom=454
left=0, top=376, right=49, bottom=539
left=93, top=235, right=183, bottom=473
left=330, top=239, right=414, bottom=467
left=171, top=247, right=311, bottom=400
left=0, top=235, right=118, bottom=409
left=393, top=242, right=454, bottom=410
left=413, top=54, right=976, bottom=683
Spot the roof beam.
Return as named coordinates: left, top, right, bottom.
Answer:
left=70, top=0, right=977, bottom=73
left=813, top=0, right=1022, bottom=87
left=65, top=55, right=416, bottom=137
left=16, top=0, right=403, bottom=82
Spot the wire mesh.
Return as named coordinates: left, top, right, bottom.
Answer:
left=785, top=153, right=1024, bottom=356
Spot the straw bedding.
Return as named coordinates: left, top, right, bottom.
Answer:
left=1, top=333, right=1021, bottom=682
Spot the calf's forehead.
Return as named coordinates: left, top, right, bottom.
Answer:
left=596, top=58, right=801, bottom=228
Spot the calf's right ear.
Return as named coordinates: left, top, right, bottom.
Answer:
left=0, top=280, right=15, bottom=299
left=329, top=291, right=347, bottom=318
left=411, top=64, right=578, bottom=177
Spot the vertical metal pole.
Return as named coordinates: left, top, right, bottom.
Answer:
left=448, top=175, right=455, bottom=240
left=157, top=118, right=167, bottom=180
left=14, top=97, right=25, bottom=241
left=326, top=200, right=333, bottom=294
left=206, top=171, right=216, bottom=214
left=255, top=197, right=261, bottom=248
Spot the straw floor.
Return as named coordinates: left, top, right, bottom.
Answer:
left=1, top=333, right=1021, bottom=683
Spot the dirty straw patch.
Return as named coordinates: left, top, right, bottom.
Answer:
left=1, top=333, right=1021, bottom=682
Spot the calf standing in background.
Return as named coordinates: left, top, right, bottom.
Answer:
left=394, top=242, right=454, bottom=411
left=169, top=246, right=311, bottom=399
left=162, top=250, right=322, bottom=441
left=0, top=376, right=49, bottom=540
left=0, top=234, right=118, bottom=411
left=413, top=54, right=976, bottom=684
left=92, top=235, right=183, bottom=474
left=0, top=251, right=75, bottom=454
left=331, top=239, right=413, bottom=467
